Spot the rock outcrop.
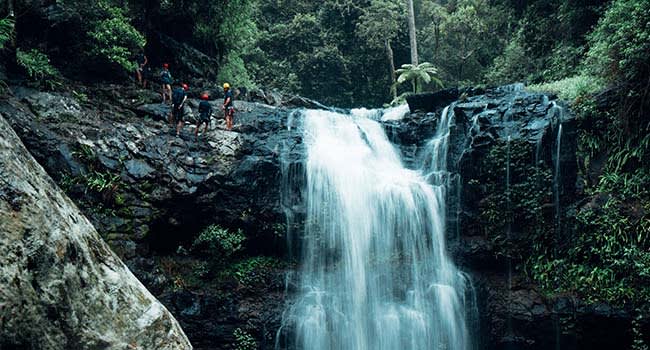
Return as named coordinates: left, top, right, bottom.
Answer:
left=1, top=87, right=305, bottom=259
left=0, top=114, right=192, bottom=349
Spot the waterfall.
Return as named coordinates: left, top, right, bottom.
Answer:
left=549, top=102, right=564, bottom=239
left=279, top=107, right=471, bottom=350
left=554, top=123, right=563, bottom=234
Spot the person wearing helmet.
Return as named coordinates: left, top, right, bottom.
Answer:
left=160, top=63, right=173, bottom=103
left=171, top=82, right=189, bottom=137
left=222, top=82, right=235, bottom=131
left=195, top=92, right=212, bottom=139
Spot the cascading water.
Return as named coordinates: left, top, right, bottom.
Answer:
left=278, top=107, right=471, bottom=350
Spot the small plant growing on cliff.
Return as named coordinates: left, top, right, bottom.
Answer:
left=0, top=18, right=14, bottom=49
left=16, top=48, right=62, bottom=90
left=229, top=256, right=284, bottom=290
left=233, top=328, right=257, bottom=350
left=192, top=225, right=246, bottom=259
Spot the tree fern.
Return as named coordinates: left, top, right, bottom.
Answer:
left=395, top=62, right=443, bottom=93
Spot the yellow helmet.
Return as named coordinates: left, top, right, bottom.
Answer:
left=223, top=82, right=230, bottom=90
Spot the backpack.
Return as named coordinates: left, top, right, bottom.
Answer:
left=161, top=70, right=172, bottom=84
left=172, top=88, right=185, bottom=105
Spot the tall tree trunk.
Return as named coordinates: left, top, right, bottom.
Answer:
left=385, top=39, right=397, bottom=100
left=406, top=0, right=418, bottom=65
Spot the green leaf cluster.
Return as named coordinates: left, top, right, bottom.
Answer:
left=16, top=48, right=62, bottom=90
left=0, top=18, right=14, bottom=49
left=584, top=0, right=650, bottom=83
left=233, top=328, right=257, bottom=350
left=87, top=2, right=146, bottom=71
left=396, top=62, right=443, bottom=94
left=191, top=225, right=246, bottom=260
left=228, top=256, right=284, bottom=290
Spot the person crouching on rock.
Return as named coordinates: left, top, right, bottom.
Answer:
left=160, top=63, right=173, bottom=103
left=222, top=82, right=235, bottom=131
left=195, top=92, right=212, bottom=139
left=171, top=82, right=188, bottom=137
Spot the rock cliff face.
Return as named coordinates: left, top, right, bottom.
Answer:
left=1, top=86, right=305, bottom=259
left=0, top=114, right=192, bottom=349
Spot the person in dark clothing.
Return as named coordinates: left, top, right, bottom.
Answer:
left=222, top=82, right=235, bottom=131
left=171, top=82, right=188, bottom=137
left=195, top=92, right=212, bottom=139
left=135, top=53, right=148, bottom=88
left=161, top=63, right=173, bottom=103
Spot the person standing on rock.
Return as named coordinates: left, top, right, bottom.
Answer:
left=135, top=52, right=148, bottom=88
left=171, top=82, right=188, bottom=137
left=195, top=92, right=212, bottom=139
left=160, top=63, right=173, bottom=104
left=222, top=83, right=235, bottom=131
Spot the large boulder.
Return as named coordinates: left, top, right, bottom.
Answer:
left=0, top=114, right=192, bottom=349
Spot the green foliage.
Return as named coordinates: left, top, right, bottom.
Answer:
left=192, top=225, right=246, bottom=259
left=357, top=0, right=404, bottom=46
left=229, top=256, right=284, bottom=289
left=395, top=62, right=442, bottom=93
left=217, top=53, right=256, bottom=89
left=585, top=0, right=650, bottom=83
left=474, top=138, right=554, bottom=258
left=84, top=171, right=121, bottom=194
left=483, top=31, right=531, bottom=85
left=527, top=75, right=603, bottom=102
left=16, top=48, right=62, bottom=90
left=0, top=18, right=14, bottom=49
left=529, top=89, right=650, bottom=307
left=233, top=328, right=257, bottom=350
left=484, top=0, right=602, bottom=86
left=87, top=2, right=146, bottom=71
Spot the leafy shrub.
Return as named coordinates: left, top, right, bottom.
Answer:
left=229, top=256, right=283, bottom=289
left=0, top=18, right=14, bottom=49
left=542, top=43, right=585, bottom=82
left=584, top=0, right=650, bottom=83
left=217, top=53, right=256, bottom=89
left=87, top=2, right=146, bottom=71
left=484, top=32, right=533, bottom=85
left=16, top=48, right=62, bottom=89
left=192, top=225, right=246, bottom=259
left=527, top=74, right=602, bottom=102
left=233, top=328, right=257, bottom=350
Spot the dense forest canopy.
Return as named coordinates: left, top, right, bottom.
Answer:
left=1, top=0, right=642, bottom=107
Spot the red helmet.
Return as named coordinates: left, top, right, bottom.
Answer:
left=200, top=93, right=209, bottom=100
left=182, top=83, right=189, bottom=91
left=163, top=63, right=169, bottom=68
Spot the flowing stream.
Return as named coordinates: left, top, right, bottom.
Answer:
left=279, top=108, right=471, bottom=350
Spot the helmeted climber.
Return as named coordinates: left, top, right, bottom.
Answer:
left=195, top=92, right=212, bottom=139
left=160, top=63, right=173, bottom=103
left=222, top=82, right=235, bottom=131
left=171, top=82, right=188, bottom=137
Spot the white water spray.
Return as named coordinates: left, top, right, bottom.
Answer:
left=279, top=107, right=471, bottom=350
